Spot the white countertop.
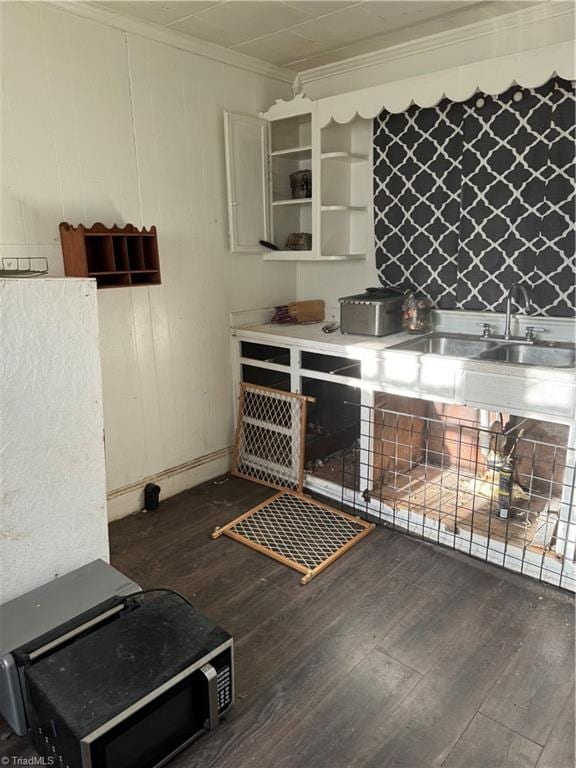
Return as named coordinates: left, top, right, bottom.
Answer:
left=233, top=321, right=573, bottom=376
left=232, top=320, right=414, bottom=356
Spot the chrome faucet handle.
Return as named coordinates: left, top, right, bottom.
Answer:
left=524, top=326, right=545, bottom=341
left=477, top=322, right=491, bottom=338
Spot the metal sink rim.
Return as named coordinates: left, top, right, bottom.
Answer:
left=388, top=332, right=576, bottom=369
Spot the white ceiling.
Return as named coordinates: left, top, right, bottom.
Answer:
left=94, top=1, right=539, bottom=70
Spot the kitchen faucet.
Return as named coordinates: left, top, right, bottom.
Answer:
left=503, top=282, right=533, bottom=340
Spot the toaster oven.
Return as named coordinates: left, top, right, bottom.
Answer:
left=339, top=287, right=404, bottom=336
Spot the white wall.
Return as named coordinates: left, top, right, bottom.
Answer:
left=0, top=2, right=295, bottom=519
left=0, top=279, right=109, bottom=604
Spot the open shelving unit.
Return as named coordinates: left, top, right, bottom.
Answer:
left=268, top=112, right=314, bottom=259
left=59, top=222, right=161, bottom=288
left=225, top=95, right=373, bottom=262
left=320, top=117, right=372, bottom=261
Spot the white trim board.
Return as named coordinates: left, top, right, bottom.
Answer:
left=47, top=1, right=294, bottom=84
left=299, top=2, right=575, bottom=97
left=106, top=446, right=232, bottom=521
left=316, top=41, right=576, bottom=124
left=299, top=1, right=575, bottom=85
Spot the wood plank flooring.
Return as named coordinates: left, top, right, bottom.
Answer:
left=1, top=475, right=574, bottom=768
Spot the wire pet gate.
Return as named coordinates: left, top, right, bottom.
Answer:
left=212, top=491, right=374, bottom=585
left=218, top=383, right=375, bottom=583
left=231, top=383, right=312, bottom=493
left=328, top=402, right=575, bottom=591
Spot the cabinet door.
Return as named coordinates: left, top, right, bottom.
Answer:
left=224, top=111, right=269, bottom=253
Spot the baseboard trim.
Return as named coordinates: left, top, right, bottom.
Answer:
left=107, top=446, right=232, bottom=501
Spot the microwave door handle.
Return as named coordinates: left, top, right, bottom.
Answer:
left=200, top=663, right=219, bottom=731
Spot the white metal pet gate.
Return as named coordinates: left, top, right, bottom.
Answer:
left=327, top=402, right=575, bottom=592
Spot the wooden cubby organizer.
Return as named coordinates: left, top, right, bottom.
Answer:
left=59, top=222, right=161, bottom=288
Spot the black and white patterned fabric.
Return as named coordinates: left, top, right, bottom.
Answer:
left=374, top=77, right=575, bottom=317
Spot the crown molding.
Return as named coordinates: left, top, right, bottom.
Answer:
left=47, top=1, right=295, bottom=84
left=299, top=1, right=575, bottom=86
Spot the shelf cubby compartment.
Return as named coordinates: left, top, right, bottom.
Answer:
left=271, top=155, right=312, bottom=205
left=271, top=200, right=312, bottom=254
left=95, top=272, right=131, bottom=288
left=60, top=222, right=161, bottom=289
left=127, top=236, right=145, bottom=270
left=270, top=113, right=312, bottom=154
left=85, top=236, right=114, bottom=273
left=112, top=236, right=129, bottom=271
left=321, top=207, right=368, bottom=261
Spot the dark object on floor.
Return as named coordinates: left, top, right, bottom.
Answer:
left=25, top=593, right=233, bottom=768
left=212, top=490, right=374, bottom=584
left=144, top=482, right=161, bottom=512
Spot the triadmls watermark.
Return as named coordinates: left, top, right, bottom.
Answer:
left=1, top=757, right=55, bottom=766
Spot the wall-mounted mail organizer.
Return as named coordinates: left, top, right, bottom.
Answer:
left=59, top=222, right=161, bottom=288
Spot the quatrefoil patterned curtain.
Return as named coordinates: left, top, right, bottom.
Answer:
left=373, top=77, right=575, bottom=317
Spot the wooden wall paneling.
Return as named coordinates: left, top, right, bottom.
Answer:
left=0, top=72, right=27, bottom=245
left=64, top=12, right=139, bottom=226
left=97, top=289, right=149, bottom=491
left=0, top=1, right=297, bottom=518
left=1, top=3, right=63, bottom=245
left=40, top=6, right=89, bottom=233
left=128, top=35, right=194, bottom=471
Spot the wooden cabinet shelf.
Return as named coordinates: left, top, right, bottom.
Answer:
left=59, top=222, right=161, bottom=289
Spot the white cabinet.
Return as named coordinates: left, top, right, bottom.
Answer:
left=224, top=112, right=269, bottom=254
left=224, top=95, right=372, bottom=262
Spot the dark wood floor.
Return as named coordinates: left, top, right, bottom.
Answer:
left=1, top=476, right=574, bottom=767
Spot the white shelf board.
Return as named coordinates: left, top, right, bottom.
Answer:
left=321, top=205, right=368, bottom=211
left=321, top=253, right=367, bottom=260
left=321, top=152, right=369, bottom=163
left=272, top=198, right=312, bottom=206
left=263, top=251, right=366, bottom=262
left=271, top=146, right=312, bottom=158
left=263, top=250, right=316, bottom=261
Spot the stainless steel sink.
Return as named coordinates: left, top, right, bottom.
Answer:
left=479, top=343, right=576, bottom=368
left=390, top=333, right=500, bottom=357
left=389, top=333, right=576, bottom=368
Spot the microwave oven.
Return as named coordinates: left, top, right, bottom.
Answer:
left=22, top=592, right=233, bottom=768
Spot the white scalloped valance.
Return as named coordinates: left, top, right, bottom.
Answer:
left=318, top=41, right=575, bottom=126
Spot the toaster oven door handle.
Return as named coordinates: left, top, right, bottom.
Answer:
left=200, top=663, right=219, bottom=731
